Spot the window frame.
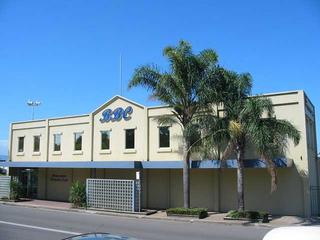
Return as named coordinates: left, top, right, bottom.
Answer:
left=101, top=130, right=111, bottom=150
left=17, top=136, right=25, bottom=153
left=33, top=135, right=41, bottom=153
left=125, top=128, right=135, bottom=150
left=53, top=133, right=62, bottom=152
left=159, top=126, right=170, bottom=148
left=74, top=132, right=83, bottom=151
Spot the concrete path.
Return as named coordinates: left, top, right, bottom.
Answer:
left=10, top=199, right=71, bottom=210
left=149, top=211, right=320, bottom=227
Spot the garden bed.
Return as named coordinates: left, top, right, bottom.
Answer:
left=166, top=208, right=208, bottom=219
left=1, top=197, right=32, bottom=202
left=224, top=210, right=270, bottom=223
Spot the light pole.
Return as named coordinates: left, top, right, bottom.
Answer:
left=27, top=100, right=41, bottom=120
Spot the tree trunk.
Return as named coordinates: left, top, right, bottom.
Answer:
left=183, top=138, right=191, bottom=209
left=262, top=154, right=278, bottom=193
left=269, top=167, right=277, bottom=193
left=236, top=148, right=245, bottom=212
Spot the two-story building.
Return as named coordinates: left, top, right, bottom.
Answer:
left=2, top=90, right=319, bottom=216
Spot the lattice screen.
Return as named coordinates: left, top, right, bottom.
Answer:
left=86, top=178, right=140, bottom=212
left=0, top=176, right=11, bottom=199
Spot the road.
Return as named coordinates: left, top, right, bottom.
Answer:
left=0, top=204, right=270, bottom=240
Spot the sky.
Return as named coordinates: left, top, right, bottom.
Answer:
left=0, top=0, right=319, bottom=155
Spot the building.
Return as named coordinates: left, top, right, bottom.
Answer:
left=2, top=90, right=319, bottom=216
left=0, top=155, right=8, bottom=175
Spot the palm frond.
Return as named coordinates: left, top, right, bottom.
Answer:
left=128, top=65, right=161, bottom=90
left=229, top=120, right=243, bottom=138
left=241, top=97, right=274, bottom=123
left=272, top=119, right=301, bottom=145
left=198, top=49, right=218, bottom=68
left=155, top=115, right=181, bottom=127
left=221, top=140, right=235, bottom=161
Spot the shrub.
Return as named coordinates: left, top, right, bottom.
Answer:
left=259, top=211, right=270, bottom=223
left=166, top=208, right=208, bottom=219
left=69, top=181, right=86, bottom=208
left=245, top=211, right=260, bottom=220
left=10, top=179, right=24, bottom=201
left=226, top=210, right=269, bottom=222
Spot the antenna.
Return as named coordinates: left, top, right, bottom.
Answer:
left=120, top=53, right=123, bottom=96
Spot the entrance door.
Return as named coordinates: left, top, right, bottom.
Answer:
left=20, top=169, right=38, bottom=198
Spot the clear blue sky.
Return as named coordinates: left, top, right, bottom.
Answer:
left=0, top=0, right=319, bottom=155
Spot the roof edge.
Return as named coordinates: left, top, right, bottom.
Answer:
left=92, top=95, right=145, bottom=115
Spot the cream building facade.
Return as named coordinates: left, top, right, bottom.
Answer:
left=3, top=90, right=319, bottom=216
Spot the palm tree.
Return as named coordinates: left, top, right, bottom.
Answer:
left=128, top=40, right=221, bottom=208
left=203, top=70, right=301, bottom=211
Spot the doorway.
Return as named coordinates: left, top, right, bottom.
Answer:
left=20, top=168, right=38, bottom=198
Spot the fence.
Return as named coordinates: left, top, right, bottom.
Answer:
left=86, top=178, right=141, bottom=212
left=310, top=186, right=320, bottom=216
left=0, top=176, right=11, bottom=199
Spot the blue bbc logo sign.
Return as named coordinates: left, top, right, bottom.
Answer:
left=100, top=106, right=133, bottom=123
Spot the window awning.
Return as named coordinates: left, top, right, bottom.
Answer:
left=190, top=158, right=292, bottom=169
left=0, top=158, right=292, bottom=169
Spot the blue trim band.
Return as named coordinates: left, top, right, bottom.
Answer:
left=0, top=161, right=138, bottom=169
left=0, top=158, right=291, bottom=169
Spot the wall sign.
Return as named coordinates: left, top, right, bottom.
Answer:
left=100, top=106, right=133, bottom=123
left=50, top=174, right=68, bottom=182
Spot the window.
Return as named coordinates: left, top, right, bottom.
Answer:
left=33, top=136, right=40, bottom=152
left=125, top=129, right=135, bottom=149
left=54, top=134, right=61, bottom=152
left=18, top=137, right=24, bottom=152
left=159, top=126, right=170, bottom=148
left=101, top=131, right=110, bottom=150
left=74, top=132, right=82, bottom=151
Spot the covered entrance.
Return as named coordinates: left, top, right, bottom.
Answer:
left=10, top=168, right=38, bottom=199
left=4, top=158, right=299, bottom=216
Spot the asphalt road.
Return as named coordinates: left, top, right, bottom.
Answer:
left=0, top=204, right=270, bottom=240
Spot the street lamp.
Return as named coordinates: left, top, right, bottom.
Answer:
left=27, top=100, right=41, bottom=120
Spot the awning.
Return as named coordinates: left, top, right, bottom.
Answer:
left=191, top=158, right=293, bottom=169
left=0, top=158, right=292, bottom=169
